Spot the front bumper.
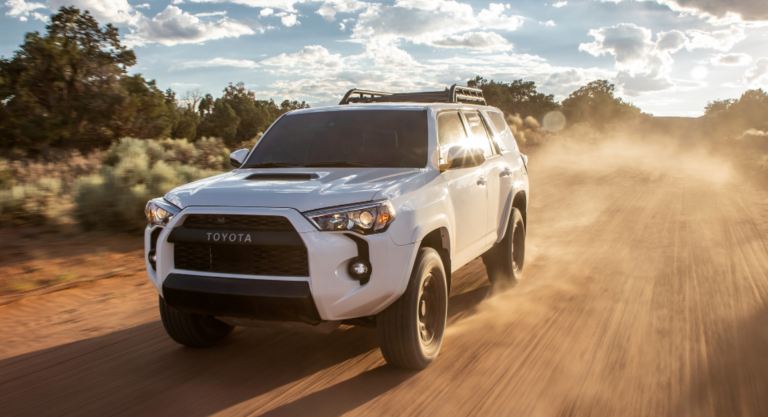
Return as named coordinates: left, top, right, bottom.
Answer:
left=145, top=206, right=419, bottom=322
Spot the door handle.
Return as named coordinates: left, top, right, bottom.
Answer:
left=500, top=167, right=513, bottom=177
left=477, top=176, right=487, bottom=186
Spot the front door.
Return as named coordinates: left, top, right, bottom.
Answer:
left=462, top=110, right=507, bottom=243
left=437, top=111, right=488, bottom=259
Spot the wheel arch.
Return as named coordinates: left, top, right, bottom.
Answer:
left=418, top=227, right=452, bottom=294
left=494, top=190, right=528, bottom=245
left=512, top=190, right=527, bottom=228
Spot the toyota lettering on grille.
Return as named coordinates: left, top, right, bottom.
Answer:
left=207, top=232, right=252, bottom=243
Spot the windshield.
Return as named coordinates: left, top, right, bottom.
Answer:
left=243, top=110, right=428, bottom=169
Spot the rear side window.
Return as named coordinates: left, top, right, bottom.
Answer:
left=488, top=112, right=508, bottom=136
left=488, top=111, right=515, bottom=151
left=437, top=112, right=467, bottom=148
left=437, top=112, right=469, bottom=164
left=463, top=112, right=494, bottom=157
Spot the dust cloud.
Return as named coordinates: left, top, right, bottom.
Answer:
left=448, top=130, right=735, bottom=338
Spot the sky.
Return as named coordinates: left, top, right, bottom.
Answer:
left=2, top=0, right=768, bottom=117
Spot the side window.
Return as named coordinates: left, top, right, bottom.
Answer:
left=463, top=111, right=494, bottom=157
left=437, top=112, right=468, bottom=163
left=437, top=112, right=467, bottom=147
left=488, top=111, right=517, bottom=151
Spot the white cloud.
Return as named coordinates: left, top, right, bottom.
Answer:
left=476, top=3, right=525, bottom=29
left=545, top=69, right=589, bottom=86
left=195, top=11, right=227, bottom=16
left=431, top=32, right=513, bottom=51
left=135, top=3, right=150, bottom=9
left=259, top=69, right=438, bottom=102
left=352, top=0, right=524, bottom=48
left=4, top=0, right=46, bottom=21
left=280, top=13, right=299, bottom=26
left=745, top=58, right=768, bottom=84
left=710, top=53, right=751, bottom=66
left=185, top=0, right=304, bottom=13
left=48, top=0, right=139, bottom=25
left=553, top=1, right=567, bottom=7
left=125, top=5, right=256, bottom=46
left=540, top=20, right=555, bottom=27
left=261, top=45, right=344, bottom=68
left=260, top=7, right=273, bottom=15
left=657, top=0, right=766, bottom=22
left=685, top=26, right=746, bottom=51
left=364, top=41, right=421, bottom=67
left=316, top=0, right=366, bottom=21
left=178, top=57, right=260, bottom=69
left=38, top=0, right=258, bottom=46
left=599, top=0, right=768, bottom=22
left=580, top=23, right=690, bottom=95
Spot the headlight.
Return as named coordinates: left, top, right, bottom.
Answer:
left=303, top=200, right=396, bottom=234
left=145, top=198, right=181, bottom=227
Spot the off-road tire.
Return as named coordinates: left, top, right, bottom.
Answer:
left=377, top=247, right=448, bottom=370
left=483, top=207, right=525, bottom=289
left=159, top=296, right=234, bottom=347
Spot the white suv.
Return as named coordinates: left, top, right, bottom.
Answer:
left=144, top=85, right=529, bottom=370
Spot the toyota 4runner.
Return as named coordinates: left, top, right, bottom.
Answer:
left=144, top=85, right=529, bottom=370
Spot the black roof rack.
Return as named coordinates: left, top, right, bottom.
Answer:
left=339, top=84, right=486, bottom=106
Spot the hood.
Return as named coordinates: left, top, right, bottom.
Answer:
left=164, top=168, right=421, bottom=212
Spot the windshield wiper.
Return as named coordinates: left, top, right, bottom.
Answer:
left=243, top=162, right=300, bottom=168
left=305, top=161, right=384, bottom=168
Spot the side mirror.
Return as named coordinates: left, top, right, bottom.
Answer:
left=441, top=146, right=486, bottom=171
left=229, top=149, right=249, bottom=168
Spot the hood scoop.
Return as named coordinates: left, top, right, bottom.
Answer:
left=244, top=173, right=319, bottom=182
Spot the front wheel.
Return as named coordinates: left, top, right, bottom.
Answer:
left=377, top=248, right=448, bottom=370
left=483, top=207, right=526, bottom=289
left=159, top=296, right=234, bottom=347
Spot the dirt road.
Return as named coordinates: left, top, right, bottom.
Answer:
left=1, top=140, right=768, bottom=416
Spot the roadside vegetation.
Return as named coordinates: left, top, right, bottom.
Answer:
left=1, top=6, right=767, bottom=236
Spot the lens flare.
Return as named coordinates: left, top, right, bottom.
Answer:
left=543, top=111, right=566, bottom=133
left=691, top=66, right=709, bottom=80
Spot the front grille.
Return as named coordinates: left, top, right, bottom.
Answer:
left=174, top=243, right=309, bottom=276
left=183, top=214, right=293, bottom=231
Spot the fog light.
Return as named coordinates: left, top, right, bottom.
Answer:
left=348, top=259, right=371, bottom=281
left=148, top=250, right=157, bottom=270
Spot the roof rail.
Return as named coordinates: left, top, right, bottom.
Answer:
left=339, top=84, right=486, bottom=105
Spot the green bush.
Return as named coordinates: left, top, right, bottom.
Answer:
left=75, top=138, right=223, bottom=232
left=0, top=178, right=63, bottom=227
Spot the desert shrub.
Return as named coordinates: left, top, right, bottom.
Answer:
left=190, top=137, right=232, bottom=170
left=235, top=133, right=263, bottom=153
left=1, top=150, right=103, bottom=191
left=75, top=138, right=223, bottom=232
left=0, top=159, right=12, bottom=189
left=0, top=178, right=63, bottom=227
left=506, top=113, right=549, bottom=146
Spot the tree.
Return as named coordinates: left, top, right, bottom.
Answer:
left=704, top=99, right=736, bottom=117
left=180, top=88, right=206, bottom=112
left=467, top=76, right=559, bottom=120
left=197, top=99, right=240, bottom=143
left=197, top=82, right=309, bottom=145
left=703, top=89, right=768, bottom=138
left=280, top=99, right=310, bottom=111
left=0, top=6, right=172, bottom=150
left=561, top=80, right=641, bottom=128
